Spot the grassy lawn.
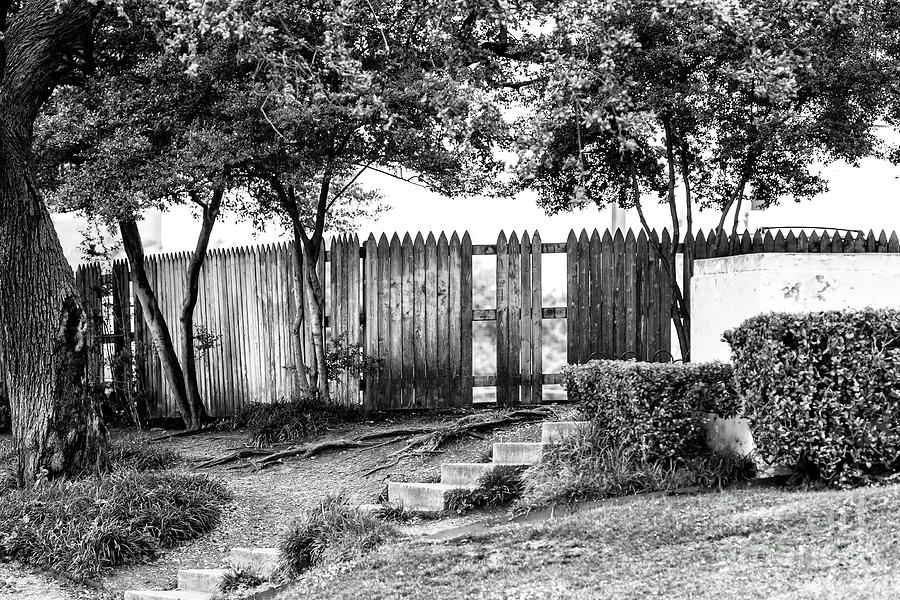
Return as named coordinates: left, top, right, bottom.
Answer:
left=286, top=483, right=900, bottom=599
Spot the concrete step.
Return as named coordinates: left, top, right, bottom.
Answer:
left=123, top=591, right=212, bottom=600
left=492, top=442, right=545, bottom=465
left=229, top=547, right=280, bottom=579
left=177, top=568, right=229, bottom=593
left=441, top=462, right=496, bottom=486
left=541, top=421, right=589, bottom=444
left=387, top=482, right=475, bottom=512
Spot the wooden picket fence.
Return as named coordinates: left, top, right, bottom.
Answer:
left=74, top=227, right=900, bottom=418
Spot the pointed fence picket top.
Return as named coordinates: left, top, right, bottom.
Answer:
left=75, top=225, right=900, bottom=418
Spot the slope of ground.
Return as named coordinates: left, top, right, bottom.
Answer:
left=283, top=482, right=900, bottom=600
left=93, top=406, right=575, bottom=598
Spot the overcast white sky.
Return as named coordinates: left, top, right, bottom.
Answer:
left=54, top=154, right=900, bottom=266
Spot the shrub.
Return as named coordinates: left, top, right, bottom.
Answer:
left=110, top=437, right=182, bottom=471
left=445, top=466, right=525, bottom=514
left=563, top=360, right=741, bottom=463
left=725, top=309, right=900, bottom=486
left=518, top=429, right=755, bottom=509
left=0, top=471, right=231, bottom=579
left=278, top=494, right=394, bottom=579
left=226, top=398, right=357, bottom=448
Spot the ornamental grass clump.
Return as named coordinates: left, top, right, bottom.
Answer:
left=518, top=428, right=756, bottom=509
left=226, top=397, right=358, bottom=448
left=110, top=437, right=182, bottom=471
left=278, top=494, right=395, bottom=579
left=0, top=471, right=231, bottom=580
left=725, top=308, right=900, bottom=487
left=445, top=466, right=526, bottom=514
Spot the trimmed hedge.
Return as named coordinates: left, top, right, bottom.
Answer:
left=563, top=360, right=740, bottom=463
left=725, top=309, right=900, bottom=486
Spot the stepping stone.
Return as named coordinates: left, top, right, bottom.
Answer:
left=123, top=591, right=213, bottom=600
left=387, top=482, right=475, bottom=512
left=492, top=442, right=545, bottom=465
left=229, top=547, right=280, bottom=579
left=441, top=463, right=496, bottom=486
left=177, top=568, right=229, bottom=593
left=541, top=421, right=588, bottom=444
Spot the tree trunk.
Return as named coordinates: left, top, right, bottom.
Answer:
left=178, top=190, right=224, bottom=425
left=288, top=241, right=312, bottom=396
left=301, top=244, right=330, bottom=401
left=119, top=219, right=198, bottom=430
left=0, top=130, right=107, bottom=484
left=0, top=0, right=109, bottom=483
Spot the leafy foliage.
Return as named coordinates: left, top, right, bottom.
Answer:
left=0, top=471, right=230, bottom=580
left=511, top=0, right=895, bottom=214
left=725, top=309, right=900, bottom=487
left=564, top=360, right=741, bottom=463
left=325, top=334, right=383, bottom=382
left=278, top=494, right=394, bottom=579
left=445, top=466, right=526, bottom=514
left=225, top=398, right=358, bottom=448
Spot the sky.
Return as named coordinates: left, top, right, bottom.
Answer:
left=54, top=154, right=900, bottom=266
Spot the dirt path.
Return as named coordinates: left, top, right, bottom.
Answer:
left=0, top=563, right=80, bottom=600
left=96, top=406, right=576, bottom=597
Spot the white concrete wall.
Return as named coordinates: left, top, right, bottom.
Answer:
left=691, top=253, right=900, bottom=363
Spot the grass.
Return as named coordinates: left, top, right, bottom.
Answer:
left=284, top=483, right=900, bottom=599
left=216, top=568, right=265, bottom=597
left=224, top=398, right=357, bottom=447
left=446, top=466, right=526, bottom=514
left=518, top=431, right=756, bottom=509
left=278, top=494, right=395, bottom=579
left=110, top=437, right=182, bottom=471
left=0, top=470, right=231, bottom=580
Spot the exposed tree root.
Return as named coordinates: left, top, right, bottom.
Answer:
left=195, top=448, right=270, bottom=469
left=151, top=425, right=217, bottom=442
left=196, top=407, right=556, bottom=471
left=250, top=439, right=376, bottom=470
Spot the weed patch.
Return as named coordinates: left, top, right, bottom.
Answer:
left=278, top=494, right=395, bottom=579
left=0, top=471, right=231, bottom=580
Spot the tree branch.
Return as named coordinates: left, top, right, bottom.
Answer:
left=357, top=163, right=452, bottom=195
left=328, top=161, right=372, bottom=210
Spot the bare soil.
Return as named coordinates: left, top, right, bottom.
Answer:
left=0, top=405, right=576, bottom=599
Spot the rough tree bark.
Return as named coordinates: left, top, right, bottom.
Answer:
left=119, top=219, right=202, bottom=430
left=0, top=0, right=109, bottom=483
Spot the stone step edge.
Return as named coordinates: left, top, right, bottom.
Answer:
left=177, top=568, right=230, bottom=593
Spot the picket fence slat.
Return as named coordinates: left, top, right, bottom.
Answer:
left=401, top=234, right=415, bottom=408
left=496, top=231, right=509, bottom=406
left=75, top=226, right=900, bottom=418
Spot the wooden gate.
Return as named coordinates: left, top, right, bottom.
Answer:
left=73, top=227, right=900, bottom=416
left=362, top=233, right=473, bottom=409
